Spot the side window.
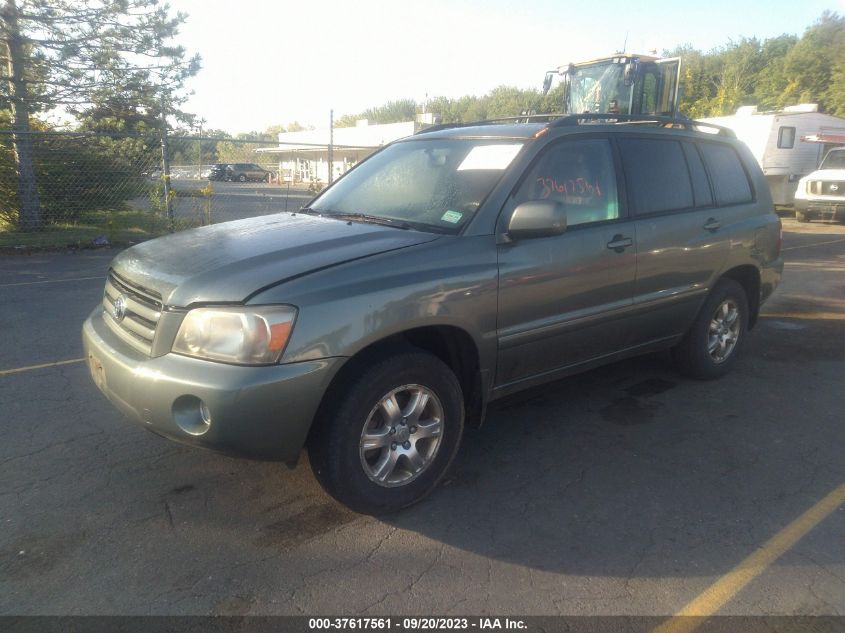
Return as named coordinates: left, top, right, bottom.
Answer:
left=618, top=138, right=693, bottom=215
left=514, top=138, right=619, bottom=227
left=777, top=126, right=796, bottom=149
left=699, top=143, right=753, bottom=206
left=682, top=142, right=713, bottom=208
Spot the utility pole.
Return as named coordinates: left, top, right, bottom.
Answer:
left=328, top=109, right=334, bottom=185
left=159, top=93, right=173, bottom=229
left=2, top=0, right=42, bottom=230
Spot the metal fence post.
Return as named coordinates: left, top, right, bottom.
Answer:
left=160, top=96, right=174, bottom=230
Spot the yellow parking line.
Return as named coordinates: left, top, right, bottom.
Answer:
left=0, top=358, right=86, bottom=377
left=653, top=482, right=845, bottom=633
left=0, top=275, right=102, bottom=288
left=782, top=237, right=845, bottom=252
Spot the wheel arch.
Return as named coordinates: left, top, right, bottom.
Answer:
left=719, top=264, right=761, bottom=329
left=308, top=325, right=487, bottom=447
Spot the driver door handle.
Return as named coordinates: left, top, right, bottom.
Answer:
left=607, top=235, right=634, bottom=253
left=703, top=218, right=721, bottom=232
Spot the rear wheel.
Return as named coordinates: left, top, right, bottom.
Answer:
left=673, top=278, right=749, bottom=380
left=309, top=350, right=464, bottom=514
left=796, top=211, right=810, bottom=223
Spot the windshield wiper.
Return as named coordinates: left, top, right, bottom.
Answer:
left=316, top=210, right=412, bottom=230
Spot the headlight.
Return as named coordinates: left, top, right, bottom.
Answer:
left=172, top=305, right=297, bottom=365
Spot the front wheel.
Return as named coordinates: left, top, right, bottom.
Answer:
left=673, top=278, right=749, bottom=380
left=796, top=211, right=810, bottom=223
left=309, top=351, right=464, bottom=514
left=238, top=174, right=247, bottom=183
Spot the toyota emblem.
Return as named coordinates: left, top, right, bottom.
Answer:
left=112, top=294, right=128, bottom=321
left=831, top=184, right=840, bottom=192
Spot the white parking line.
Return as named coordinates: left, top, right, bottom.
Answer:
left=0, top=358, right=86, bottom=377
left=0, top=275, right=102, bottom=288
left=782, top=237, right=845, bottom=252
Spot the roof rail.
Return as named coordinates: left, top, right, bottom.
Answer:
left=415, top=113, right=737, bottom=138
left=416, top=114, right=565, bottom=135
left=549, top=113, right=736, bottom=137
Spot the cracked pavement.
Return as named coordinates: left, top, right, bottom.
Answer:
left=0, top=218, right=843, bottom=616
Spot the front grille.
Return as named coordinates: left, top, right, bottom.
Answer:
left=807, top=180, right=845, bottom=196
left=102, top=270, right=163, bottom=355
left=823, top=181, right=845, bottom=196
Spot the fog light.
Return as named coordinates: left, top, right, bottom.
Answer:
left=172, top=395, right=212, bottom=436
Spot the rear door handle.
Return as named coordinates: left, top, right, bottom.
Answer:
left=703, top=218, right=721, bottom=232
left=606, top=235, right=634, bottom=253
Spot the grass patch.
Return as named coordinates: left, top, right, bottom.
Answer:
left=0, top=209, right=194, bottom=250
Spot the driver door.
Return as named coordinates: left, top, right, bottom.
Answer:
left=495, top=137, right=637, bottom=390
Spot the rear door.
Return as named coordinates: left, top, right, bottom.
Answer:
left=618, top=136, right=732, bottom=346
left=496, top=136, right=637, bottom=390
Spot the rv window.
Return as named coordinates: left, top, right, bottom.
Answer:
left=777, top=126, right=796, bottom=149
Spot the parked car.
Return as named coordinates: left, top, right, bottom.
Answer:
left=83, top=115, right=783, bottom=514
left=227, top=163, right=271, bottom=182
left=793, top=146, right=845, bottom=222
left=207, top=163, right=230, bottom=181
left=207, top=163, right=270, bottom=182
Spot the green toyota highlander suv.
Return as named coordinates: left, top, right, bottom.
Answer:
left=83, top=115, right=783, bottom=514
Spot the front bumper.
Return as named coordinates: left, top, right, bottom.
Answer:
left=83, top=308, right=342, bottom=464
left=795, top=198, right=845, bottom=219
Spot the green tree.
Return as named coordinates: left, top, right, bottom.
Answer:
left=0, top=0, right=200, bottom=229
left=336, top=98, right=417, bottom=127
left=707, top=38, right=766, bottom=115
left=780, top=11, right=845, bottom=114
left=752, top=34, right=798, bottom=110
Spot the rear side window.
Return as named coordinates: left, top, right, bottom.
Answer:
left=682, top=142, right=713, bottom=208
left=699, top=143, right=753, bottom=206
left=618, top=138, right=693, bottom=215
left=515, top=138, right=619, bottom=227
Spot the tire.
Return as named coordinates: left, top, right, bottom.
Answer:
left=672, top=278, right=749, bottom=380
left=308, top=350, right=464, bottom=514
left=238, top=174, right=247, bottom=183
left=796, top=211, right=810, bottom=223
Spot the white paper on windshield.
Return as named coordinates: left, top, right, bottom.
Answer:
left=457, top=144, right=523, bottom=171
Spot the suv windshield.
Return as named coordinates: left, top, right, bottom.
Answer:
left=820, top=150, right=845, bottom=170
left=310, top=138, right=524, bottom=233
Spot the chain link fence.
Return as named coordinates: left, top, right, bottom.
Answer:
left=0, top=130, right=321, bottom=247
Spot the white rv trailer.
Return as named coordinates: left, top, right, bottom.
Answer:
left=700, top=104, right=845, bottom=205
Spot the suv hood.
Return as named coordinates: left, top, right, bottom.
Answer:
left=111, top=213, right=440, bottom=307
left=804, top=168, right=845, bottom=182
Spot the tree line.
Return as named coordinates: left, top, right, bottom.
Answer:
left=334, top=12, right=845, bottom=126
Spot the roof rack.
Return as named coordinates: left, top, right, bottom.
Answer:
left=415, top=113, right=736, bottom=138
left=416, top=114, right=564, bottom=135
left=549, top=113, right=737, bottom=137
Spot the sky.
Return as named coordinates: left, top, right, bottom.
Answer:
left=168, top=0, right=845, bottom=135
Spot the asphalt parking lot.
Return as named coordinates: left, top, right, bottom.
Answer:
left=1, top=218, right=843, bottom=618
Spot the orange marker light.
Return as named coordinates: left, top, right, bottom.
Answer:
left=268, top=321, right=293, bottom=352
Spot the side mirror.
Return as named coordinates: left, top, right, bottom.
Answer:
left=542, top=72, right=554, bottom=95
left=507, top=200, right=567, bottom=240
